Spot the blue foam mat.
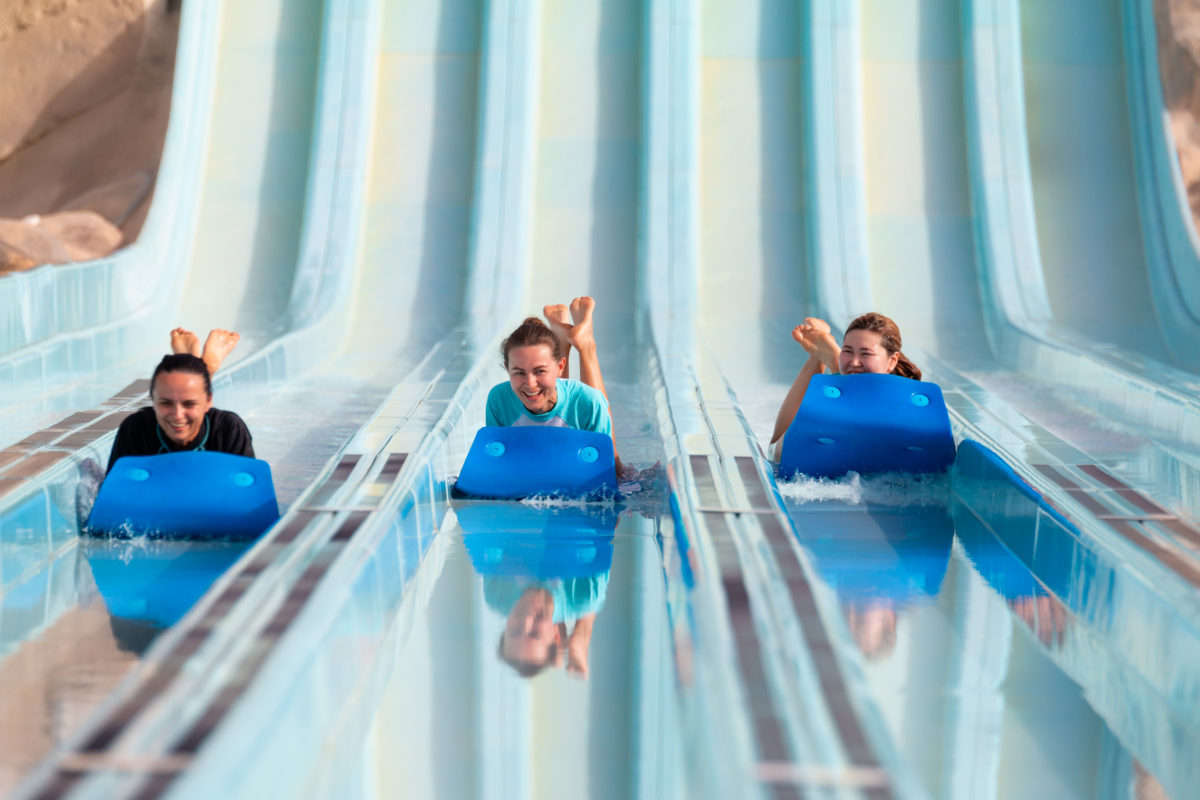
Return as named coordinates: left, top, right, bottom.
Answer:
left=457, top=502, right=618, bottom=579
left=84, top=541, right=250, bottom=628
left=88, top=451, right=280, bottom=540
left=792, top=504, right=954, bottom=604
left=779, top=373, right=955, bottom=478
left=455, top=426, right=618, bottom=499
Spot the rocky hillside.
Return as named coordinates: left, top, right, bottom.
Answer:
left=1156, top=0, right=1200, bottom=232
left=0, top=0, right=177, bottom=273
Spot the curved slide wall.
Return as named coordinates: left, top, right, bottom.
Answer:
left=4, top=0, right=1200, bottom=797
left=0, top=0, right=327, bottom=445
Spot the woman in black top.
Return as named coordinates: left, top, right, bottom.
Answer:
left=106, top=329, right=253, bottom=474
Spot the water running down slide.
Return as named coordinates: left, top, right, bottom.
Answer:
left=0, top=0, right=481, bottom=787
left=2, top=0, right=1200, bottom=797
left=695, top=0, right=1200, bottom=794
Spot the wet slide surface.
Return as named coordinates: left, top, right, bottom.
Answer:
left=694, top=0, right=1197, bottom=796
left=2, top=0, right=1200, bottom=797
left=853, top=0, right=1200, bottom=526
left=1020, top=0, right=1168, bottom=358
left=0, top=0, right=480, bottom=786
left=369, top=507, right=681, bottom=799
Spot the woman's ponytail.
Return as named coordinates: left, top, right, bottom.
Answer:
left=892, top=351, right=921, bottom=381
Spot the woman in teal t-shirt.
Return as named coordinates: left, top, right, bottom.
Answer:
left=486, top=296, right=623, bottom=472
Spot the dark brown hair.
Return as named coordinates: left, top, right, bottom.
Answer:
left=150, top=353, right=213, bottom=398
left=844, top=312, right=921, bottom=380
left=497, top=633, right=558, bottom=679
left=500, top=317, right=563, bottom=367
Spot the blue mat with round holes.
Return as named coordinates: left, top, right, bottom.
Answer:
left=458, top=503, right=617, bottom=579
left=87, top=451, right=280, bottom=539
left=778, top=374, right=955, bottom=479
left=455, top=426, right=617, bottom=499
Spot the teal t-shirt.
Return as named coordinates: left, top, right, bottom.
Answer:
left=486, top=378, right=612, bottom=435
left=484, top=574, right=611, bottom=625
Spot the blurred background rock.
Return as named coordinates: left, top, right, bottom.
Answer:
left=0, top=0, right=178, bottom=273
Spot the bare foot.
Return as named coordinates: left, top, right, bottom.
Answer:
left=200, top=328, right=240, bottom=375
left=803, top=316, right=832, bottom=336
left=170, top=327, right=202, bottom=357
left=567, top=296, right=596, bottom=352
left=792, top=319, right=839, bottom=371
left=543, top=303, right=573, bottom=345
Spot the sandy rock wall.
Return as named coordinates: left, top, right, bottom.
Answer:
left=0, top=0, right=178, bottom=273
left=1156, top=0, right=1200, bottom=232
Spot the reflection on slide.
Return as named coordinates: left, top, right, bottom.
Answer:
left=790, top=502, right=953, bottom=659
left=460, top=503, right=617, bottom=680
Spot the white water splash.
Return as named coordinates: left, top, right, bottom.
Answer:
left=778, top=470, right=950, bottom=508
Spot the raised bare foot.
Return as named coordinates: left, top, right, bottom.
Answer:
left=802, top=316, right=832, bottom=336
left=200, top=328, right=240, bottom=375
left=543, top=303, right=573, bottom=344
left=170, top=327, right=202, bottom=357
left=566, top=296, right=596, bottom=352
left=792, top=320, right=839, bottom=371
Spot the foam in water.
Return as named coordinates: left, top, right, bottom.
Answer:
left=778, top=469, right=951, bottom=507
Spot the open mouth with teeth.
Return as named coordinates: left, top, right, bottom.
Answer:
left=519, top=386, right=555, bottom=410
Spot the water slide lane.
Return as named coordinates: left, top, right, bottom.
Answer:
left=9, top=1, right=540, bottom=794
left=785, top=0, right=1200, bottom=794
left=348, top=5, right=670, bottom=793
left=675, top=0, right=1200, bottom=794
left=359, top=4, right=686, bottom=795
left=4, top=0, right=1200, bottom=797
left=961, top=0, right=1200, bottom=481
left=0, top=0, right=488, bottom=787
left=855, top=0, right=1200, bottom=525
left=698, top=0, right=808, bottom=395
left=0, top=3, right=335, bottom=787
left=860, top=0, right=989, bottom=359
left=1018, top=0, right=1169, bottom=360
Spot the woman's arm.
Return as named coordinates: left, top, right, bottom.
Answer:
left=770, top=354, right=824, bottom=446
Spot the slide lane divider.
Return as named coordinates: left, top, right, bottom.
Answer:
left=1031, top=464, right=1200, bottom=590
left=0, top=380, right=150, bottom=515
left=931, top=351, right=1200, bottom=622
left=952, top=443, right=1200, bottom=800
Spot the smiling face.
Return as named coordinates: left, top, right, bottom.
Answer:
left=506, top=343, right=566, bottom=414
left=151, top=371, right=214, bottom=447
left=838, top=329, right=900, bottom=375
left=502, top=588, right=560, bottom=666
